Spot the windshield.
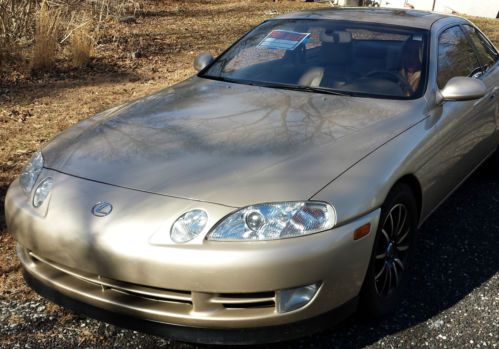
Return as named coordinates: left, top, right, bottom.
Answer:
left=201, top=19, right=429, bottom=99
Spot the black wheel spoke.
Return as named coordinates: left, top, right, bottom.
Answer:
left=396, top=244, right=409, bottom=252
left=381, top=266, right=389, bottom=294
left=392, top=262, right=399, bottom=286
left=388, top=213, right=395, bottom=238
left=375, top=262, right=386, bottom=280
left=394, top=257, right=404, bottom=271
left=375, top=252, right=386, bottom=260
left=386, top=264, right=393, bottom=293
left=396, top=207, right=407, bottom=237
left=397, top=227, right=410, bottom=244
left=394, top=205, right=402, bottom=234
left=381, top=229, right=390, bottom=243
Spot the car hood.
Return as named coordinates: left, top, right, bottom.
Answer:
left=42, top=77, right=425, bottom=207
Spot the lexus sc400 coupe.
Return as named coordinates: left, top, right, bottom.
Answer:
left=5, top=7, right=499, bottom=345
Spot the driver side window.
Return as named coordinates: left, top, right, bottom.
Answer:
left=437, top=26, right=481, bottom=89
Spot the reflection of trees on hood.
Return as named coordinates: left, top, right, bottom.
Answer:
left=45, top=78, right=404, bottom=165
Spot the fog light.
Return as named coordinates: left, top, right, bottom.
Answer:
left=33, top=177, right=54, bottom=208
left=276, top=282, right=321, bottom=313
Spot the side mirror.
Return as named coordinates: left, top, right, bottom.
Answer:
left=437, top=76, right=487, bottom=104
left=193, top=53, right=214, bottom=72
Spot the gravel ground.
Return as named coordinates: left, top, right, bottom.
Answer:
left=1, top=162, right=498, bottom=349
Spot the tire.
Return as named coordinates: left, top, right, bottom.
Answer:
left=493, top=148, right=499, bottom=177
left=359, top=183, right=418, bottom=318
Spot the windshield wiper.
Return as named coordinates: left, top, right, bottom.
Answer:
left=277, top=84, right=356, bottom=97
left=202, top=75, right=239, bottom=84
left=242, top=80, right=356, bottom=97
left=201, top=75, right=356, bottom=97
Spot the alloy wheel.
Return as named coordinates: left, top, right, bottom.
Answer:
left=374, top=203, right=411, bottom=297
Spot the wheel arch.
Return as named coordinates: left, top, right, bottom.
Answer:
left=391, top=174, right=423, bottom=225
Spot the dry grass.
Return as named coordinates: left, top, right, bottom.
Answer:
left=0, top=0, right=38, bottom=70
left=467, top=16, right=499, bottom=46
left=1, top=0, right=142, bottom=74
left=31, top=2, right=61, bottom=72
left=69, top=22, right=94, bottom=68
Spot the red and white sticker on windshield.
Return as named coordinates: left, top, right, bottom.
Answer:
left=257, top=30, right=310, bottom=51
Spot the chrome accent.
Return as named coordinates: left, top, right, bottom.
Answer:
left=91, top=202, right=113, bottom=217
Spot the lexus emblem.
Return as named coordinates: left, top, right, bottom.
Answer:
left=92, top=202, right=113, bottom=217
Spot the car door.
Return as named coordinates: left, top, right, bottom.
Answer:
left=419, top=25, right=497, bottom=214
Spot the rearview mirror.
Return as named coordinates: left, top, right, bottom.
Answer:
left=438, top=76, right=486, bottom=103
left=194, top=53, right=214, bottom=72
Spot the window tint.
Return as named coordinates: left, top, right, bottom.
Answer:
left=437, top=26, right=481, bottom=89
left=462, top=24, right=498, bottom=70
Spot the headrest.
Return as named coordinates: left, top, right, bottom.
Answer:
left=298, top=67, right=325, bottom=87
left=404, top=40, right=423, bottom=62
left=320, top=30, right=352, bottom=44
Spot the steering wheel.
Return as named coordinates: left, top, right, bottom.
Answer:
left=365, top=71, right=413, bottom=95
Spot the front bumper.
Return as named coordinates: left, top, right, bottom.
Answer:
left=22, top=267, right=358, bottom=345
left=6, top=170, right=380, bottom=338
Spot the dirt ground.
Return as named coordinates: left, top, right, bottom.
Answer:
left=0, top=1, right=498, bottom=348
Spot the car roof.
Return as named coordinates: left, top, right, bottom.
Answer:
left=274, top=7, right=457, bottom=30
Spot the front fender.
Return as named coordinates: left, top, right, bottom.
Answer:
left=311, top=116, right=430, bottom=226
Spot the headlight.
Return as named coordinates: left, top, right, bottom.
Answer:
left=33, top=177, right=54, bottom=208
left=170, top=209, right=208, bottom=243
left=208, top=201, right=336, bottom=241
left=19, top=151, right=44, bottom=194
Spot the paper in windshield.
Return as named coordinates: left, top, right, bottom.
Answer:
left=257, top=30, right=310, bottom=50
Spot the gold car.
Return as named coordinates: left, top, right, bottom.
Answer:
left=5, top=7, right=499, bottom=344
